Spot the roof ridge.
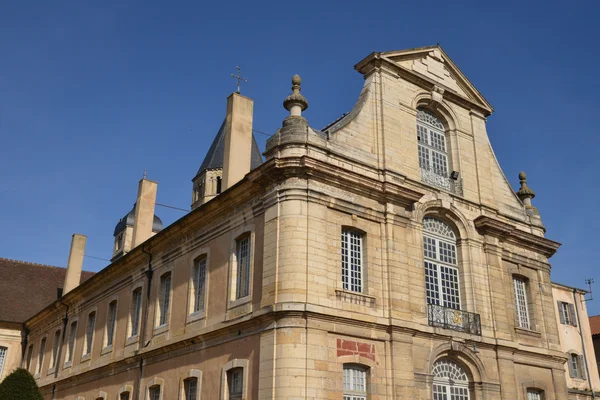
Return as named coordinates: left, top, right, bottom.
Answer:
left=0, top=256, right=63, bottom=269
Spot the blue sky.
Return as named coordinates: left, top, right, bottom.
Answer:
left=1, top=1, right=599, bottom=312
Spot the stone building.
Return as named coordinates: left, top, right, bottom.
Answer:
left=21, top=45, right=583, bottom=399
left=551, top=283, right=600, bottom=398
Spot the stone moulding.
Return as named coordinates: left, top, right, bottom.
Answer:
left=322, top=87, right=370, bottom=136
left=473, top=216, right=561, bottom=258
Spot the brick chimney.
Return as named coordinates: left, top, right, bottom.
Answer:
left=131, top=177, right=158, bottom=248
left=222, top=93, right=254, bottom=190
left=63, top=234, right=87, bottom=295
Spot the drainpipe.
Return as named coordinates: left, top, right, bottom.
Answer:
left=573, top=288, right=596, bottom=399
left=134, top=245, right=153, bottom=400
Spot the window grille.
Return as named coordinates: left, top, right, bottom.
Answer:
left=342, top=229, right=364, bottom=293
left=66, top=321, right=77, bottom=362
left=193, top=257, right=207, bottom=312
left=432, top=359, right=470, bottom=400
left=513, top=277, right=530, bottom=329
left=159, top=273, right=171, bottom=326
left=106, top=301, right=117, bottom=346
left=51, top=330, right=61, bottom=368
left=343, top=365, right=367, bottom=400
left=38, top=337, right=46, bottom=373
left=423, top=217, right=460, bottom=309
left=0, top=347, right=6, bottom=378
left=236, top=236, right=251, bottom=299
left=85, top=312, right=96, bottom=355
left=184, top=378, right=198, bottom=400
left=130, top=289, right=142, bottom=337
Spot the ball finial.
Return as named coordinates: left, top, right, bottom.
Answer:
left=518, top=171, right=527, bottom=181
left=292, top=74, right=302, bottom=86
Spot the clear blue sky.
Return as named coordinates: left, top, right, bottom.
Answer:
left=1, top=1, right=599, bottom=312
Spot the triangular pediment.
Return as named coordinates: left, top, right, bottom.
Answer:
left=380, top=46, right=492, bottom=113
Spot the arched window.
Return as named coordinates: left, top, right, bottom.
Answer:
left=158, top=272, right=172, bottom=327
left=0, top=346, right=7, bottom=378
left=432, top=359, right=470, bottom=400
left=417, top=109, right=448, bottom=176
left=343, top=364, right=368, bottom=400
left=423, top=217, right=460, bottom=309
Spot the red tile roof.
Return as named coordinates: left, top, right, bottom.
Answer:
left=0, top=257, right=95, bottom=323
left=589, top=315, right=600, bottom=336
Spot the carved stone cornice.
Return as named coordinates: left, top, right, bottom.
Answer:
left=473, top=216, right=561, bottom=258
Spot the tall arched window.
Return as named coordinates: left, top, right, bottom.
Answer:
left=417, top=109, right=448, bottom=176
left=423, top=217, right=460, bottom=310
left=432, top=359, right=470, bottom=400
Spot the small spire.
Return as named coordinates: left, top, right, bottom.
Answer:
left=143, top=169, right=147, bottom=179
left=283, top=74, right=308, bottom=116
left=516, top=171, right=536, bottom=206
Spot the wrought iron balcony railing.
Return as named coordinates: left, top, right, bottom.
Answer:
left=420, top=166, right=463, bottom=196
left=428, top=304, right=481, bottom=335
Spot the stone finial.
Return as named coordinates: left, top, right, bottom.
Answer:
left=516, top=171, right=536, bottom=206
left=283, top=74, right=308, bottom=116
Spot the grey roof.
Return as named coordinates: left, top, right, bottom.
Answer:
left=113, top=204, right=163, bottom=236
left=196, top=119, right=263, bottom=175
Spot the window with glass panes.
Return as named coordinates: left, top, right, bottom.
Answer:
left=236, top=236, right=251, bottom=299
left=130, top=288, right=142, bottom=337
left=513, top=277, right=530, bottom=329
left=341, top=229, right=364, bottom=293
left=37, top=337, right=46, bottom=373
left=26, top=345, right=33, bottom=371
left=228, top=368, right=243, bottom=399
left=0, top=347, right=6, bottom=378
left=423, top=217, right=460, bottom=309
left=158, top=273, right=171, bottom=326
left=106, top=301, right=117, bottom=347
left=343, top=365, right=367, bottom=400
left=149, top=385, right=161, bottom=400
left=184, top=378, right=198, bottom=400
left=193, top=257, right=207, bottom=312
left=66, top=321, right=77, bottom=363
left=50, top=330, right=61, bottom=368
left=527, top=390, right=542, bottom=400
left=85, top=312, right=96, bottom=355
left=432, top=359, right=470, bottom=400
left=417, top=109, right=448, bottom=176
left=120, top=393, right=130, bottom=400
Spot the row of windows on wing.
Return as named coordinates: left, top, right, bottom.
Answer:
left=25, top=233, right=253, bottom=377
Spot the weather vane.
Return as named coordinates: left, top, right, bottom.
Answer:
left=230, top=66, right=247, bottom=94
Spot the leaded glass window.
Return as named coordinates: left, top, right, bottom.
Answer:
left=343, top=365, right=367, bottom=400
left=342, top=229, right=364, bottom=293
left=423, top=217, right=460, bottom=309
left=513, top=277, right=530, bottom=329
left=193, top=256, right=207, bottom=312
left=159, top=273, right=171, bottom=326
left=236, top=236, right=251, bottom=299
left=417, top=109, right=448, bottom=176
left=432, top=359, right=470, bottom=400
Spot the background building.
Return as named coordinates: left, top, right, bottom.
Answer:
left=15, top=45, right=596, bottom=400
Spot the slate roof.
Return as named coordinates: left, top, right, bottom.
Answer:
left=113, top=204, right=164, bottom=236
left=196, top=119, right=263, bottom=175
left=590, top=315, right=600, bottom=336
left=0, top=257, right=95, bottom=323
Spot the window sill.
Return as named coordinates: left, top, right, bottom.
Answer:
left=515, top=327, right=542, bottom=338
left=34, top=372, right=40, bottom=380
left=81, top=353, right=91, bottom=362
left=47, top=366, right=56, bottom=375
left=228, top=296, right=251, bottom=309
left=335, top=289, right=376, bottom=306
left=63, top=360, right=72, bottom=369
left=154, top=324, right=169, bottom=335
left=187, top=310, right=206, bottom=324
left=101, top=345, right=113, bottom=355
left=126, top=335, right=139, bottom=346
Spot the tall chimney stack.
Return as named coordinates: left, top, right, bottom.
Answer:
left=131, top=177, right=158, bottom=248
left=63, top=234, right=87, bottom=295
left=222, top=92, right=254, bottom=190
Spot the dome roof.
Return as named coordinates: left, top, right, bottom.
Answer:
left=113, top=204, right=163, bottom=236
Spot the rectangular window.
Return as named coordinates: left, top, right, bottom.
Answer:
left=341, top=229, right=363, bottom=293
left=84, top=312, right=96, bottom=355
left=159, top=273, right=171, bottom=326
left=130, top=288, right=142, bottom=337
left=0, top=347, right=6, bottom=378
left=66, top=321, right=77, bottom=363
left=343, top=365, right=367, bottom=400
left=558, top=301, right=578, bottom=326
left=513, top=277, right=530, bottom=329
left=37, top=337, right=46, bottom=373
left=184, top=378, right=198, bottom=400
left=106, top=301, right=118, bottom=347
left=193, top=257, right=207, bottom=313
left=236, top=236, right=251, bottom=299
left=50, top=330, right=61, bottom=369
left=26, top=345, right=33, bottom=371
left=527, top=390, right=542, bottom=400
left=120, top=393, right=130, bottom=400
left=149, top=386, right=161, bottom=400
left=228, top=368, right=243, bottom=399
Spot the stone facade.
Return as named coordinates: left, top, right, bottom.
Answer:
left=22, top=45, right=580, bottom=400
